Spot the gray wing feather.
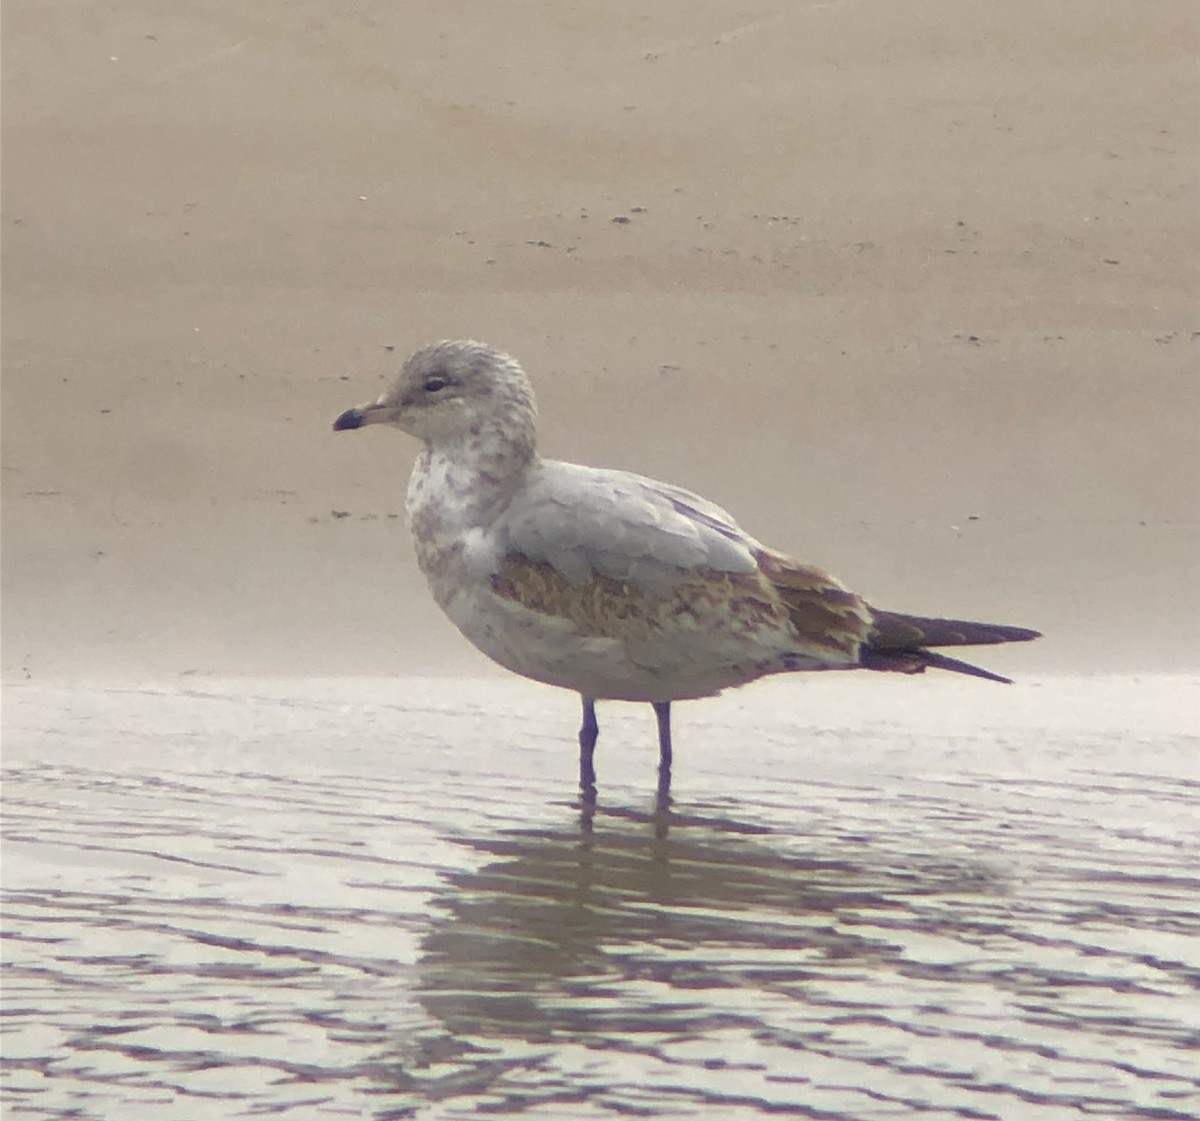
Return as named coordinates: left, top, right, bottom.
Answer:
left=499, top=461, right=759, bottom=591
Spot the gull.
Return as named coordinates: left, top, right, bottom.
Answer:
left=333, top=340, right=1039, bottom=799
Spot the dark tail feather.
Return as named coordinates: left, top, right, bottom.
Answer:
left=869, top=610, right=1041, bottom=649
left=862, top=610, right=1041, bottom=684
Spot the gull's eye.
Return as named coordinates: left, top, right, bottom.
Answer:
left=423, top=376, right=449, bottom=393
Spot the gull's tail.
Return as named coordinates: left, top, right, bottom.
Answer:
left=861, top=610, right=1042, bottom=684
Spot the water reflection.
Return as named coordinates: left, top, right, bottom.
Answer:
left=7, top=678, right=1197, bottom=1118
left=393, top=801, right=1001, bottom=1110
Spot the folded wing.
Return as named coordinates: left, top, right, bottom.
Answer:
left=499, top=461, right=760, bottom=594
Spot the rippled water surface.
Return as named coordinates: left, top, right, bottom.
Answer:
left=3, top=676, right=1198, bottom=1119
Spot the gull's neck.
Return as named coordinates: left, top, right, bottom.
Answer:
left=407, top=411, right=538, bottom=531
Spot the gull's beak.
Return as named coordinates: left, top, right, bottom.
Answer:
left=332, top=401, right=391, bottom=432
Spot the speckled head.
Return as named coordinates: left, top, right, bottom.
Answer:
left=333, top=340, right=537, bottom=449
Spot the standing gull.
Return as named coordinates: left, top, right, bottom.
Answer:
left=333, top=340, right=1039, bottom=798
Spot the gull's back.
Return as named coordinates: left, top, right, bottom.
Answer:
left=499, top=460, right=762, bottom=593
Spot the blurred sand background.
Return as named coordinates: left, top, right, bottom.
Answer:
left=3, top=0, right=1197, bottom=681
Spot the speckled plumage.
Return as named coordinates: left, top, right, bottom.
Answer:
left=333, top=340, right=1039, bottom=794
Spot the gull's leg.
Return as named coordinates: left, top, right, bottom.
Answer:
left=653, top=701, right=673, bottom=807
left=578, top=695, right=599, bottom=798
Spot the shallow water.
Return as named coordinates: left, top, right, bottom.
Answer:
left=2, top=676, right=1198, bottom=1120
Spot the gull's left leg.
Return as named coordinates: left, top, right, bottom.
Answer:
left=653, top=701, right=672, bottom=804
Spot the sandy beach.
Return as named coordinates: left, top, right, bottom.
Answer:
left=3, top=0, right=1197, bottom=681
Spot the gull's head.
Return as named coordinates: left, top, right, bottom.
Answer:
left=333, top=340, right=536, bottom=446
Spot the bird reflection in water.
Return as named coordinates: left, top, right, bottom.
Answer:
left=377, top=801, right=998, bottom=1111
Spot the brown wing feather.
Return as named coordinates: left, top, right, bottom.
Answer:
left=754, top=549, right=873, bottom=661
left=491, top=553, right=797, bottom=646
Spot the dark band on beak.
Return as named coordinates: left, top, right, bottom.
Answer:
left=333, top=407, right=365, bottom=432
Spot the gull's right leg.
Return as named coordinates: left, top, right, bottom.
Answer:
left=578, top=695, right=599, bottom=798
left=653, top=701, right=673, bottom=810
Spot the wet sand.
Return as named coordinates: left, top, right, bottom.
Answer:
left=3, top=676, right=1198, bottom=1119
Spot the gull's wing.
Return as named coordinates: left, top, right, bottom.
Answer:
left=497, top=460, right=760, bottom=593
left=489, top=461, right=1035, bottom=681
left=491, top=461, right=877, bottom=670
